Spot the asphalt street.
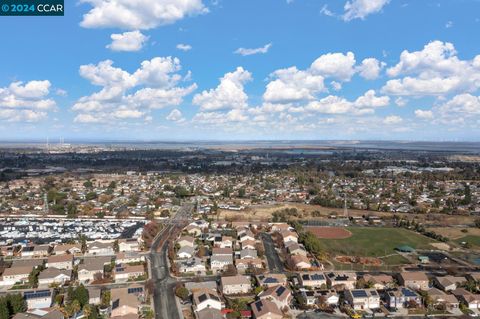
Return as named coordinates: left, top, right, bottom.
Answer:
left=260, top=232, right=285, bottom=273
left=149, top=203, right=193, bottom=319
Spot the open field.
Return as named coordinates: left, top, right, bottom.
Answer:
left=311, top=227, right=438, bottom=259
left=429, top=227, right=480, bottom=240
left=306, top=227, right=352, bottom=239
left=454, top=235, right=480, bottom=247
left=219, top=202, right=478, bottom=226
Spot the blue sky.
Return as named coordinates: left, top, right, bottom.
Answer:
left=1, top=0, right=480, bottom=141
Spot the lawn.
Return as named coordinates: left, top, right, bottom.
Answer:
left=454, top=235, right=480, bottom=247
left=313, top=227, right=437, bottom=258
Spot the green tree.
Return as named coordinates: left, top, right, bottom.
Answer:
left=0, top=297, right=9, bottom=319
left=6, top=294, right=27, bottom=314
left=175, top=286, right=189, bottom=301
left=113, top=240, right=120, bottom=253
left=72, top=285, right=89, bottom=308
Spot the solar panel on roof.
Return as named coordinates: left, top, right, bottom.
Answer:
left=370, top=290, right=378, bottom=296
left=264, top=278, right=277, bottom=283
left=24, top=290, right=51, bottom=300
left=402, top=288, right=417, bottom=297
left=112, top=299, right=119, bottom=309
left=276, top=286, right=286, bottom=296
left=302, top=274, right=309, bottom=280
left=311, top=274, right=324, bottom=280
left=255, top=301, right=263, bottom=311
left=198, top=294, right=207, bottom=303
left=128, top=287, right=143, bottom=294
left=210, top=294, right=220, bottom=301
left=351, top=290, right=368, bottom=298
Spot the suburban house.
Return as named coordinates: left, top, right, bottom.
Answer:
left=270, top=223, right=291, bottom=233
left=210, top=255, right=233, bottom=273
left=114, top=264, right=145, bottom=281
left=288, top=255, right=311, bottom=270
left=46, top=254, right=73, bottom=270
left=239, top=249, right=257, bottom=259
left=280, top=230, right=298, bottom=245
left=453, top=289, right=480, bottom=309
left=110, top=285, right=144, bottom=318
left=33, top=245, right=51, bottom=258
left=259, top=285, right=292, bottom=310
left=236, top=258, right=263, bottom=273
left=177, top=236, right=195, bottom=248
left=38, top=268, right=72, bottom=286
left=196, top=308, right=222, bottom=319
left=86, top=241, right=114, bottom=256
left=221, top=275, right=251, bottom=295
left=193, top=289, right=223, bottom=312
left=287, top=243, right=307, bottom=256
left=238, top=231, right=255, bottom=243
left=398, top=272, right=429, bottom=290
left=53, top=244, right=82, bottom=255
left=299, top=272, right=327, bottom=288
left=78, top=260, right=105, bottom=283
left=118, top=238, right=140, bottom=252
left=428, top=288, right=460, bottom=309
left=116, top=252, right=145, bottom=264
left=212, top=247, right=233, bottom=256
left=256, top=274, right=288, bottom=288
left=362, top=274, right=394, bottom=290
left=1, top=266, right=32, bottom=286
left=87, top=287, right=101, bottom=305
left=177, top=246, right=195, bottom=259
left=177, top=257, right=206, bottom=274
left=386, top=288, right=421, bottom=309
left=251, top=299, right=282, bottom=319
left=326, top=272, right=357, bottom=290
left=301, top=289, right=339, bottom=307
left=434, top=276, right=466, bottom=292
left=185, top=225, right=202, bottom=237
left=241, top=239, right=256, bottom=250
left=345, top=289, right=381, bottom=310
left=23, top=290, right=53, bottom=310
left=216, top=236, right=234, bottom=248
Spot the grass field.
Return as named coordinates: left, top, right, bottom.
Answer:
left=455, top=235, right=480, bottom=247
left=313, top=227, right=437, bottom=259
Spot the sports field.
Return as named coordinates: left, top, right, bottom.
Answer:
left=312, top=227, right=437, bottom=258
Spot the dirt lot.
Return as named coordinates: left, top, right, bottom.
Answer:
left=306, top=227, right=352, bottom=239
left=428, top=227, right=480, bottom=240
left=219, top=202, right=478, bottom=226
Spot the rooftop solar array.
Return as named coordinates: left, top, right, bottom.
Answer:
left=276, top=286, right=286, bottom=296
left=401, top=288, right=417, bottom=297
left=351, top=290, right=368, bottom=298
left=112, top=299, right=119, bottom=310
left=311, top=273, right=325, bottom=280
left=255, top=300, right=264, bottom=312
left=128, top=287, right=143, bottom=294
left=24, top=290, right=51, bottom=300
left=198, top=294, right=207, bottom=303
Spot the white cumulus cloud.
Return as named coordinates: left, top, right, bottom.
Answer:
left=342, top=0, right=390, bottom=21
left=107, top=31, right=149, bottom=52
left=234, top=43, right=272, bottom=56
left=192, top=67, right=252, bottom=111
left=80, top=0, right=208, bottom=30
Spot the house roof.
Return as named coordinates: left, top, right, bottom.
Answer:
left=221, top=275, right=250, bottom=286
left=251, top=299, right=282, bottom=318
left=47, top=254, right=73, bottom=264
left=3, top=266, right=32, bottom=276
left=38, top=268, right=71, bottom=280
left=260, top=285, right=291, bottom=302
left=400, top=272, right=428, bottom=282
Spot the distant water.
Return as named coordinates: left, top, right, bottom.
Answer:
left=0, top=140, right=480, bottom=153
